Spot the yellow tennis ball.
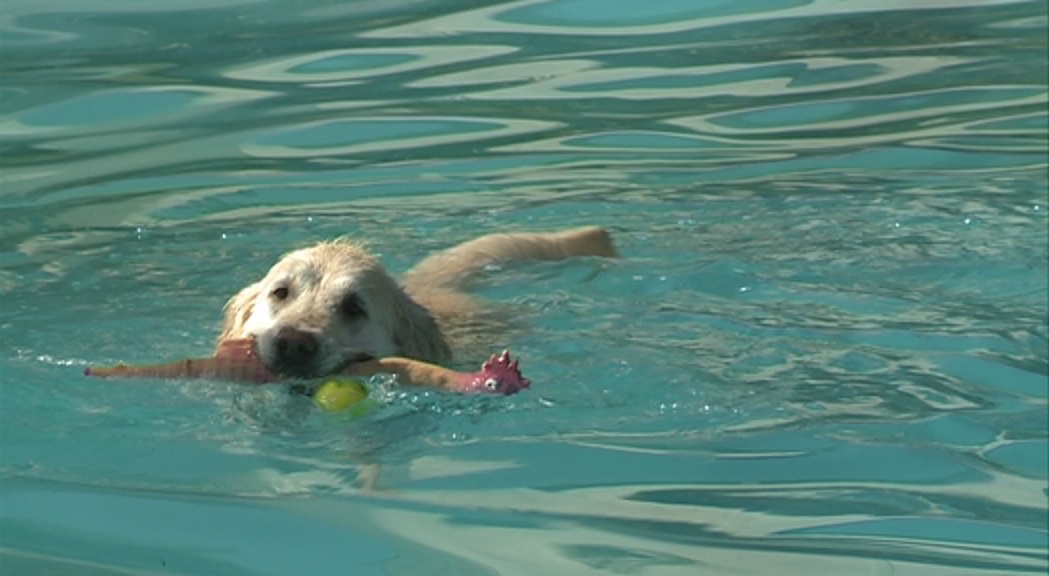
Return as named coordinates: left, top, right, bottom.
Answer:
left=314, top=378, right=368, bottom=413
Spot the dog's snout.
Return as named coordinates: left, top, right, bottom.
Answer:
left=274, top=327, right=319, bottom=365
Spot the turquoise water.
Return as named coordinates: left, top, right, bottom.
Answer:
left=1, top=0, right=1047, bottom=573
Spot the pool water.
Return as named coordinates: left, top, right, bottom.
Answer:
left=1, top=0, right=1047, bottom=574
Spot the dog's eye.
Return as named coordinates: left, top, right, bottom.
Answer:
left=340, top=293, right=366, bottom=319
left=271, top=286, right=289, bottom=301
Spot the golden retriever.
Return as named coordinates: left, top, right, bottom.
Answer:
left=218, top=226, right=617, bottom=378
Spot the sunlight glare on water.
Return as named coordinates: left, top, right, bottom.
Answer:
left=1, top=0, right=1047, bottom=574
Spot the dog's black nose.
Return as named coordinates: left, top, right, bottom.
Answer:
left=273, top=327, right=319, bottom=367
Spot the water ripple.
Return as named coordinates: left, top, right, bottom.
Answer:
left=224, top=45, right=517, bottom=85
left=243, top=116, right=561, bottom=158
left=0, top=0, right=1046, bottom=573
left=362, top=0, right=1031, bottom=38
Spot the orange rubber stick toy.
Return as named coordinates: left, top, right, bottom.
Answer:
left=86, top=338, right=530, bottom=395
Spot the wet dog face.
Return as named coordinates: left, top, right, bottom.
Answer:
left=221, top=241, right=405, bottom=378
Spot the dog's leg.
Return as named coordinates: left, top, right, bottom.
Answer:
left=404, top=226, right=617, bottom=290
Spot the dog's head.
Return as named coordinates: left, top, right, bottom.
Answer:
left=219, top=239, right=449, bottom=378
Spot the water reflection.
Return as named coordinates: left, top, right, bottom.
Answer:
left=438, top=56, right=971, bottom=100
left=2, top=86, right=274, bottom=136
left=1, top=0, right=1044, bottom=229
left=244, top=116, right=560, bottom=157
left=225, top=45, right=517, bottom=84
left=0, top=0, right=1045, bottom=573
left=362, top=0, right=1030, bottom=37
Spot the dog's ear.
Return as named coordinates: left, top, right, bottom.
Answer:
left=218, top=281, right=261, bottom=345
left=390, top=289, right=452, bottom=364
